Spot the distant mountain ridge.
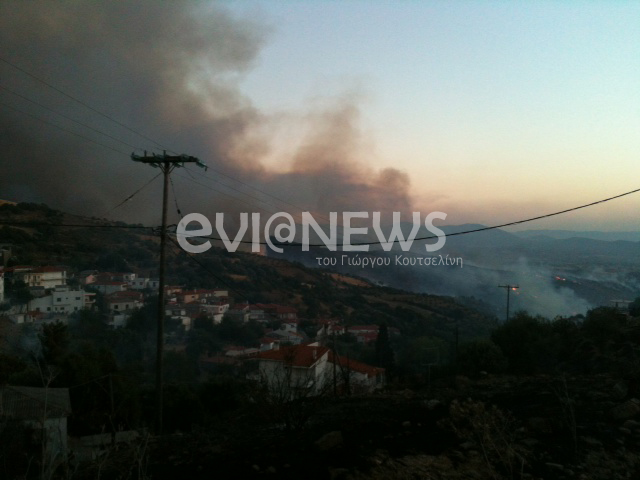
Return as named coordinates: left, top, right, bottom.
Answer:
left=513, top=229, right=640, bottom=242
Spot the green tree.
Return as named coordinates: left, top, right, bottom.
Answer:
left=0, top=353, right=27, bottom=384
left=5, top=279, right=32, bottom=305
left=375, top=323, right=395, bottom=372
left=39, top=321, right=69, bottom=365
left=457, top=339, right=507, bottom=377
left=582, top=307, right=625, bottom=351
left=491, top=312, right=550, bottom=374
left=397, top=336, right=447, bottom=374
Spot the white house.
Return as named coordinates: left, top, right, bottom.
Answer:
left=28, top=287, right=95, bottom=314
left=227, top=304, right=250, bottom=323
left=254, top=344, right=385, bottom=398
left=15, top=266, right=67, bottom=289
left=328, top=351, right=386, bottom=393
left=91, top=282, right=128, bottom=295
left=127, top=277, right=149, bottom=290
left=105, top=291, right=143, bottom=313
left=0, top=386, right=72, bottom=475
left=259, top=337, right=280, bottom=351
left=316, top=320, right=345, bottom=339
left=225, top=346, right=259, bottom=357
left=201, top=301, right=230, bottom=325
left=255, top=345, right=331, bottom=399
left=267, top=329, right=304, bottom=345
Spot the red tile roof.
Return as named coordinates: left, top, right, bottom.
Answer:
left=328, top=352, right=385, bottom=377
left=348, top=325, right=379, bottom=332
left=231, top=304, right=249, bottom=311
left=256, top=345, right=329, bottom=368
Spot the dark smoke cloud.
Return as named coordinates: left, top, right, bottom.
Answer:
left=0, top=1, right=416, bottom=228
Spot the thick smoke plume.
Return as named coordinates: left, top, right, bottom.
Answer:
left=0, top=1, right=416, bottom=227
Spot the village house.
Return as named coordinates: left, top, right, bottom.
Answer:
left=316, top=319, right=345, bottom=340
left=90, top=281, right=128, bottom=295
left=347, top=325, right=401, bottom=344
left=256, top=303, right=298, bottom=321
left=0, top=386, right=72, bottom=474
left=328, top=351, right=386, bottom=393
left=227, top=304, right=250, bottom=323
left=253, top=343, right=385, bottom=399
left=259, top=337, right=280, bottom=351
left=179, top=288, right=229, bottom=304
left=164, top=285, right=183, bottom=296
left=199, top=300, right=229, bottom=324
left=105, top=290, right=143, bottom=313
left=9, top=265, right=67, bottom=290
left=127, top=276, right=149, bottom=290
left=254, top=344, right=331, bottom=399
left=28, top=286, right=95, bottom=314
left=266, top=327, right=305, bottom=345
left=89, top=272, right=132, bottom=284
left=224, top=345, right=259, bottom=357
left=9, top=310, right=47, bottom=324
left=165, top=305, right=192, bottom=331
left=248, top=305, right=266, bottom=322
left=78, top=270, right=97, bottom=286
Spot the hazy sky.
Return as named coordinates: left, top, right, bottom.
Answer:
left=1, top=1, right=638, bottom=231
left=222, top=1, right=640, bottom=230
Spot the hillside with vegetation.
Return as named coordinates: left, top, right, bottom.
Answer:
left=1, top=203, right=640, bottom=479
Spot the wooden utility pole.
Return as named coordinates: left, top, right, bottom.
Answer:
left=497, top=284, right=519, bottom=322
left=131, top=151, right=205, bottom=434
left=109, top=373, right=115, bottom=448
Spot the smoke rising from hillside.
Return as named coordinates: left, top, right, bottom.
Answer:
left=0, top=1, right=416, bottom=226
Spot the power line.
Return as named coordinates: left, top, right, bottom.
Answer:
left=174, top=170, right=332, bottom=226
left=101, top=172, right=163, bottom=218
left=2, top=186, right=637, bottom=247
left=169, top=176, right=182, bottom=216
left=183, top=165, right=337, bottom=226
left=0, top=101, right=130, bottom=155
left=172, top=171, right=282, bottom=216
left=0, top=84, right=143, bottom=151
left=183, top=167, right=287, bottom=211
left=182, top=186, right=640, bottom=247
left=184, top=165, right=316, bottom=214
left=0, top=55, right=170, bottom=152
left=0, top=220, right=154, bottom=230
left=1, top=55, right=337, bottom=223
